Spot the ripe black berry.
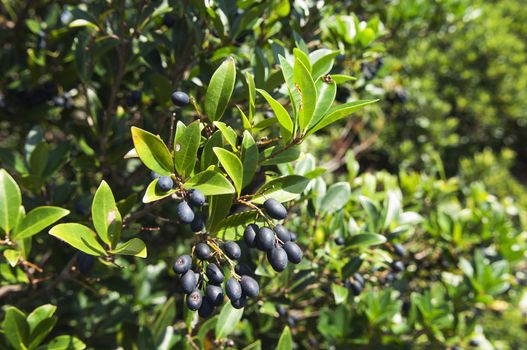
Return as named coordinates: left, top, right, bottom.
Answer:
left=205, top=284, right=224, bottom=306
left=263, top=199, right=287, bottom=220
left=171, top=91, right=190, bottom=107
left=240, top=275, right=259, bottom=298
left=289, top=231, right=297, bottom=241
left=157, top=176, right=173, bottom=192
left=181, top=270, right=197, bottom=294
left=267, top=247, right=288, bottom=272
left=244, top=224, right=258, bottom=247
left=189, top=189, right=206, bottom=207
left=162, top=13, right=177, bottom=27
left=177, top=201, right=195, bottom=224
left=77, top=252, right=95, bottom=275
left=173, top=254, right=192, bottom=274
left=256, top=227, right=275, bottom=251
left=392, top=261, right=405, bottom=273
left=235, top=263, right=253, bottom=277
left=350, top=281, right=363, bottom=295
left=195, top=243, right=211, bottom=260
left=206, top=263, right=224, bottom=285
left=198, top=298, right=214, bottom=317
left=231, top=295, right=247, bottom=309
left=353, top=273, right=365, bottom=287
left=274, top=224, right=291, bottom=242
left=283, top=241, right=302, bottom=264
left=223, top=241, right=241, bottom=260
left=393, top=243, right=405, bottom=257
left=225, top=277, right=242, bottom=301
left=334, top=237, right=345, bottom=245
left=186, top=289, right=203, bottom=310
left=190, top=214, right=205, bottom=232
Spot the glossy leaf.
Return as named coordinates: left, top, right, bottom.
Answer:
left=256, top=89, right=293, bottom=143
left=307, top=78, right=337, bottom=130
left=307, top=99, right=378, bottom=135
left=208, top=193, right=235, bottom=232
left=12, top=206, right=70, bottom=240
left=213, top=147, right=243, bottom=196
left=349, top=233, right=386, bottom=248
left=213, top=121, right=238, bottom=151
left=293, top=48, right=312, bottom=73
left=252, top=175, right=309, bottom=204
left=184, top=169, right=236, bottom=195
left=174, top=121, right=201, bottom=178
left=49, top=223, right=107, bottom=256
left=215, top=302, right=244, bottom=339
left=260, top=145, right=301, bottom=166
left=311, top=50, right=339, bottom=81
left=3, top=307, right=29, bottom=350
left=92, top=181, right=120, bottom=247
left=29, top=141, right=49, bottom=177
left=109, top=238, right=147, bottom=258
left=276, top=326, right=292, bottom=350
left=0, top=169, right=22, bottom=234
left=241, top=131, right=258, bottom=188
left=278, top=55, right=301, bottom=118
left=293, top=57, right=317, bottom=131
left=131, top=127, right=173, bottom=175
left=201, top=131, right=223, bottom=170
left=205, top=57, right=236, bottom=121
left=38, top=335, right=86, bottom=350
left=245, top=71, right=256, bottom=122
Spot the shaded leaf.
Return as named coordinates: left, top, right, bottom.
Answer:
left=205, top=57, right=236, bottom=121
left=131, top=127, right=173, bottom=175
left=49, top=223, right=106, bottom=256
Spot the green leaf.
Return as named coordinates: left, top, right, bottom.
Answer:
left=131, top=127, right=173, bottom=175
left=213, top=121, right=238, bottom=150
left=201, top=131, right=223, bottom=170
left=49, top=223, right=107, bottom=256
left=37, top=335, right=85, bottom=350
left=27, top=305, right=56, bottom=333
left=331, top=283, right=349, bottom=304
left=28, top=305, right=58, bottom=350
left=29, top=318, right=56, bottom=350
left=311, top=50, right=339, bottom=81
left=245, top=72, right=256, bottom=122
left=4, top=249, right=20, bottom=267
left=359, top=195, right=380, bottom=232
left=293, top=57, right=317, bottom=131
left=142, top=179, right=177, bottom=203
left=3, top=306, right=29, bottom=350
left=237, top=105, right=252, bottom=130
left=184, top=169, right=235, bottom=196
left=307, top=78, right=336, bottom=130
left=256, top=89, right=293, bottom=143
left=151, top=297, right=176, bottom=342
left=91, top=181, right=121, bottom=247
left=109, top=238, right=147, bottom=258
left=278, top=55, right=301, bottom=118
left=241, top=131, right=258, bottom=188
left=252, top=175, right=309, bottom=204
left=260, top=145, right=301, bottom=166
left=319, top=182, right=350, bottom=214
left=205, top=57, right=236, bottom=121
left=207, top=193, right=235, bottom=232
left=0, top=169, right=22, bottom=234
left=293, top=48, right=312, bottom=73
left=12, top=206, right=70, bottom=240
left=215, top=303, right=244, bottom=339
left=332, top=74, right=357, bottom=84
left=213, top=210, right=259, bottom=240
left=29, top=141, right=49, bottom=177
left=349, top=233, right=386, bottom=248
left=276, top=326, right=292, bottom=350
left=242, top=341, right=262, bottom=350
left=174, top=121, right=201, bottom=178
left=307, top=99, right=378, bottom=135
left=213, top=148, right=243, bottom=196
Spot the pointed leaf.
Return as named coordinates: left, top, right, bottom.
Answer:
left=3, top=307, right=29, bottom=350
left=4, top=249, right=20, bottom=267
left=174, top=121, right=201, bottom=178
left=256, top=89, right=293, bottom=143
left=311, top=50, right=339, bottom=81
left=293, top=48, right=311, bottom=73
left=49, top=223, right=106, bottom=256
left=293, top=58, right=317, bottom=131
left=0, top=169, right=22, bottom=234
left=213, top=121, right=238, bottom=150
left=184, top=170, right=235, bottom=195
left=260, top=145, right=301, bottom=166
left=307, top=78, right=336, bottom=130
left=213, top=148, right=243, bottom=196
left=131, top=127, right=173, bottom=175
left=252, top=175, right=309, bottom=204
left=307, top=99, right=378, bottom=135
left=349, top=233, right=386, bottom=248
left=215, top=303, right=244, bottom=339
left=245, top=71, right=256, bottom=122
left=92, top=181, right=120, bottom=247
left=278, top=55, right=301, bottom=118
left=276, top=326, right=292, bottom=350
left=12, top=206, right=70, bottom=240
left=110, top=238, right=147, bottom=258
left=201, top=131, right=223, bottom=170
left=205, top=57, right=236, bottom=121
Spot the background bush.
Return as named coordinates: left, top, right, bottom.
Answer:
left=0, top=1, right=526, bottom=349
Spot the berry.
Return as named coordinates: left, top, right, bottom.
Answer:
left=162, top=13, right=177, bottom=27
left=173, top=254, right=192, bottom=274
left=150, top=171, right=160, bottom=181
left=263, top=199, right=287, bottom=220
left=274, top=224, right=291, bottom=242
left=469, top=339, right=480, bottom=347
left=223, top=241, right=241, bottom=260
left=189, top=189, right=206, bottom=207
left=181, top=270, right=197, bottom=294
left=240, top=275, right=259, bottom=298
left=77, top=252, right=95, bottom=275
left=225, top=277, right=242, bottom=301
left=195, top=243, right=211, bottom=260
left=235, top=263, right=253, bottom=277
left=171, top=91, right=190, bottom=107
left=385, top=272, right=396, bottom=283
left=206, top=263, right=224, bottom=285
left=256, top=227, right=275, bottom=251
left=190, top=214, right=205, bottom=232
left=353, top=273, right=365, bottom=287
left=276, top=305, right=287, bottom=317
left=198, top=298, right=214, bottom=318
left=231, top=295, right=247, bottom=309
left=205, top=284, right=224, bottom=306
left=267, top=246, right=288, bottom=272
left=177, top=201, right=195, bottom=224
left=186, top=289, right=203, bottom=310
left=244, top=224, right=259, bottom=247
left=157, top=176, right=173, bottom=192
left=334, top=237, right=345, bottom=245
left=289, top=232, right=297, bottom=241
left=283, top=241, right=302, bottom=264
left=392, top=261, right=405, bottom=273
left=350, top=281, right=363, bottom=295
left=393, top=243, right=405, bottom=257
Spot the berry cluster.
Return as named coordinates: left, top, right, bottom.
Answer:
left=172, top=198, right=302, bottom=316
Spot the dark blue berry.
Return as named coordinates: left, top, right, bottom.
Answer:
left=350, top=281, right=363, bottom=295
left=353, top=273, right=365, bottom=286
left=223, top=241, right=241, bottom=260
left=77, top=252, right=95, bottom=275
left=263, top=199, right=287, bottom=220
left=171, top=91, right=190, bottom=107
left=198, top=298, right=214, bottom=317
left=240, top=275, right=259, bottom=298
left=195, top=243, right=211, bottom=260
left=235, top=263, right=253, bottom=277
left=225, top=278, right=242, bottom=301
left=157, top=176, right=173, bottom=192
left=177, top=201, right=195, bottom=224
left=393, top=243, right=405, bottom=257
left=231, top=295, right=247, bottom=309
left=256, top=227, right=275, bottom=251
left=205, top=284, right=224, bottom=306
left=289, top=231, right=297, bottom=241
left=173, top=254, right=192, bottom=274
left=187, top=289, right=203, bottom=310
left=189, top=189, right=206, bottom=207
left=190, top=213, right=205, bottom=232
left=267, top=246, right=288, bottom=272
left=206, top=263, right=224, bottom=285
left=274, top=224, right=290, bottom=242
left=244, top=224, right=258, bottom=247
left=283, top=241, right=302, bottom=264
left=392, top=261, right=405, bottom=273
left=181, top=270, right=197, bottom=294
left=335, top=237, right=345, bottom=245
